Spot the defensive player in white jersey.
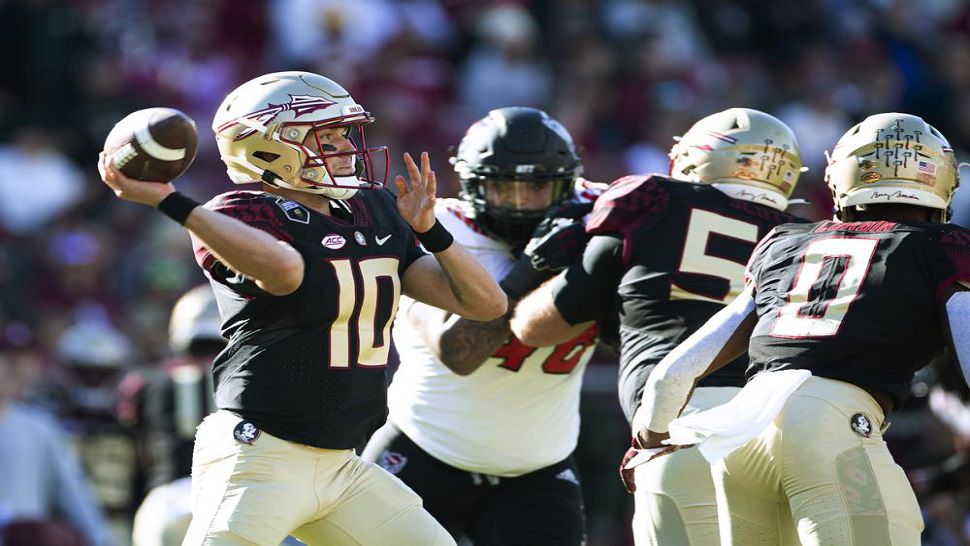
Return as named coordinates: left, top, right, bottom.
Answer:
left=362, top=107, right=602, bottom=546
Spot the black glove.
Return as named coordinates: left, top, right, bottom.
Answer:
left=500, top=201, right=594, bottom=301
left=500, top=251, right=553, bottom=302
left=525, top=201, right=594, bottom=272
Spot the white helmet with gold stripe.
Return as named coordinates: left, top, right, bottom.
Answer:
left=668, top=108, right=804, bottom=211
left=824, top=112, right=958, bottom=221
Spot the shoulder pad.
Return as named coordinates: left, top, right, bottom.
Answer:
left=940, top=224, right=970, bottom=279
left=203, top=191, right=290, bottom=240
left=193, top=191, right=291, bottom=272
left=743, top=226, right=781, bottom=287
left=586, top=175, right=671, bottom=235
left=573, top=177, right=609, bottom=204
left=204, top=190, right=273, bottom=210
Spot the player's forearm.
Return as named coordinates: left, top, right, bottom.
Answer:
left=186, top=207, right=304, bottom=295
left=635, top=288, right=756, bottom=435
left=510, top=280, right=589, bottom=346
left=428, top=304, right=509, bottom=375
left=431, top=243, right=507, bottom=321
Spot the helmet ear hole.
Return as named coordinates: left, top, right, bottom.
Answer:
left=253, top=151, right=280, bottom=162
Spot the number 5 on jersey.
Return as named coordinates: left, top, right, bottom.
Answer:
left=328, top=257, right=401, bottom=368
left=672, top=209, right=760, bottom=303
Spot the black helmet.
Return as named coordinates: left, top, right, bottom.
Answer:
left=451, top=107, right=583, bottom=245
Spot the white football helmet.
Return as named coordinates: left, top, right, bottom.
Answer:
left=668, top=108, right=803, bottom=211
left=212, top=71, right=388, bottom=199
left=168, top=284, right=224, bottom=357
left=825, top=113, right=958, bottom=221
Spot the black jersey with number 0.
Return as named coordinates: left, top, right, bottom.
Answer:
left=551, top=175, right=805, bottom=421
left=746, top=220, right=970, bottom=407
left=192, top=190, right=426, bottom=449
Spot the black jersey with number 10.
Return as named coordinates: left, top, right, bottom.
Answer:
left=746, top=220, right=970, bottom=407
left=192, top=190, right=426, bottom=449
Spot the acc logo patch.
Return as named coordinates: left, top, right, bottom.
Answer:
left=378, top=451, right=408, bottom=474
left=322, top=234, right=346, bottom=249
left=850, top=413, right=872, bottom=438
left=233, top=421, right=261, bottom=445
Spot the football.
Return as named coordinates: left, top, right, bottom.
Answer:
left=103, top=107, right=198, bottom=182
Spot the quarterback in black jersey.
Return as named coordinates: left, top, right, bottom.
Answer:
left=635, top=113, right=970, bottom=545
left=511, top=108, right=807, bottom=545
left=99, top=71, right=505, bottom=546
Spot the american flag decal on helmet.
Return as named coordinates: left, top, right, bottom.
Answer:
left=219, top=94, right=337, bottom=140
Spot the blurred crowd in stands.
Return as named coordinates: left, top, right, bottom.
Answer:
left=0, top=0, right=968, bottom=544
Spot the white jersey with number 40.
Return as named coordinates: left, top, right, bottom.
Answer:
left=387, top=185, right=601, bottom=477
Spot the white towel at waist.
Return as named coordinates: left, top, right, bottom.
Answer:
left=665, top=369, right=812, bottom=464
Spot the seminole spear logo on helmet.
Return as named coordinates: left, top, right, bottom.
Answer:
left=217, top=94, right=337, bottom=141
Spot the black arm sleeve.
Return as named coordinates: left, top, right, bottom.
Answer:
left=551, top=234, right=624, bottom=325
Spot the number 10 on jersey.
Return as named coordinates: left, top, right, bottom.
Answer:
left=328, top=257, right=401, bottom=368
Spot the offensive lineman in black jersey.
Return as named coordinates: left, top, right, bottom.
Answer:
left=98, top=71, right=506, bottom=546
left=510, top=108, right=807, bottom=545
left=634, top=113, right=970, bottom=545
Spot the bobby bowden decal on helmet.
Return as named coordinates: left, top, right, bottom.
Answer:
left=668, top=108, right=805, bottom=211
left=824, top=113, right=958, bottom=222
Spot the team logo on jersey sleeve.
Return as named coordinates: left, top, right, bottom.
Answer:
left=322, top=234, right=346, bottom=249
left=354, top=231, right=367, bottom=246
left=377, top=451, right=408, bottom=474
left=850, top=413, right=872, bottom=438
left=233, top=421, right=261, bottom=445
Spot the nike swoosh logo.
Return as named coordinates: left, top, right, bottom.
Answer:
left=376, top=234, right=392, bottom=246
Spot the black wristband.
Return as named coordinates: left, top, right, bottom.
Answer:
left=415, top=219, right=454, bottom=253
left=157, top=192, right=200, bottom=225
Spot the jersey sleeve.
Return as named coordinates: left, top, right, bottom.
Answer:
left=573, top=177, right=609, bottom=204
left=744, top=227, right=780, bottom=289
left=402, top=230, right=426, bottom=271
left=585, top=175, right=670, bottom=237
left=551, top=234, right=624, bottom=325
left=191, top=192, right=294, bottom=296
left=937, top=225, right=970, bottom=300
